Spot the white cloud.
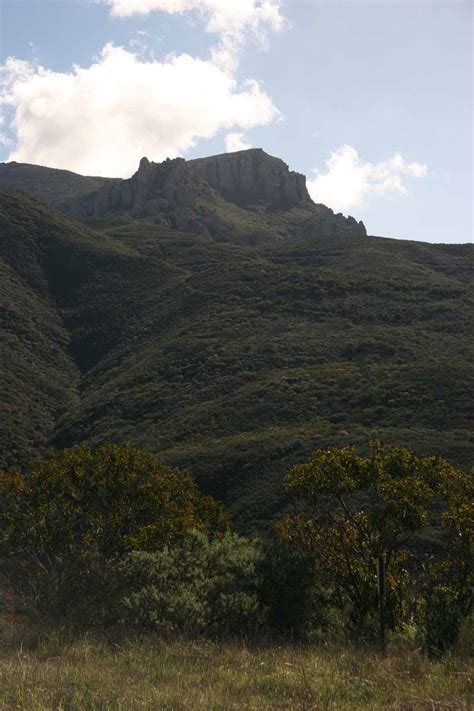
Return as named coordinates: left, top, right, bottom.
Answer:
left=128, top=30, right=152, bottom=58
left=307, top=144, right=428, bottom=212
left=0, top=44, right=279, bottom=178
left=103, top=0, right=284, bottom=74
left=104, top=0, right=283, bottom=39
left=225, top=132, right=252, bottom=152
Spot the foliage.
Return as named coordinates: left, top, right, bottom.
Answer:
left=119, top=530, right=264, bottom=636
left=277, top=441, right=474, bottom=648
left=0, top=442, right=227, bottom=618
left=423, top=473, right=474, bottom=656
left=0, top=188, right=473, bottom=532
left=257, top=539, right=324, bottom=638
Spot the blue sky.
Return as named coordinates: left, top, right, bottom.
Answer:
left=0, top=0, right=472, bottom=243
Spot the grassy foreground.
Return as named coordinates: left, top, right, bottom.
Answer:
left=0, top=623, right=472, bottom=710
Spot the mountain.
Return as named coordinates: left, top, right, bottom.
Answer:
left=0, top=150, right=366, bottom=244
left=0, top=150, right=472, bottom=531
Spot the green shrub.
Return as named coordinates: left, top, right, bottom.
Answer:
left=119, top=530, right=264, bottom=637
left=257, top=539, right=321, bottom=638
left=455, top=612, right=474, bottom=656
left=422, top=567, right=473, bottom=659
left=423, top=585, right=463, bottom=658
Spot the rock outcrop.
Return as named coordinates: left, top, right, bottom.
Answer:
left=0, top=149, right=367, bottom=241
left=64, top=156, right=210, bottom=228
left=64, top=149, right=313, bottom=221
left=188, top=148, right=311, bottom=208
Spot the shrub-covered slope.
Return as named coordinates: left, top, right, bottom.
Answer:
left=0, top=190, right=169, bottom=466
left=0, top=162, right=110, bottom=208
left=0, top=188, right=472, bottom=530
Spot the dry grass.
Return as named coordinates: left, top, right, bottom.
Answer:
left=0, top=621, right=472, bottom=710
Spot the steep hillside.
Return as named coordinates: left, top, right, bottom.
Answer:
left=1, top=185, right=472, bottom=530
left=63, top=221, right=474, bottom=529
left=0, top=189, right=171, bottom=467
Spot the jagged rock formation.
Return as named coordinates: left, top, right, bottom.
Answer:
left=64, top=149, right=314, bottom=221
left=0, top=149, right=367, bottom=242
left=63, top=156, right=214, bottom=232
left=188, top=148, right=311, bottom=208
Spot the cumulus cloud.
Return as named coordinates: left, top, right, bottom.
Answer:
left=225, top=132, right=252, bottom=152
left=0, top=44, right=279, bottom=177
left=103, top=0, right=284, bottom=73
left=307, top=144, right=428, bottom=212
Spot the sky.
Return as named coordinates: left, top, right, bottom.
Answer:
left=0, top=0, right=472, bottom=243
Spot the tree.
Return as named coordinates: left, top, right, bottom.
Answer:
left=0, top=442, right=227, bottom=619
left=277, top=440, right=473, bottom=652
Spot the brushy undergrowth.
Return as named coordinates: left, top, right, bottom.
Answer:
left=0, top=620, right=472, bottom=710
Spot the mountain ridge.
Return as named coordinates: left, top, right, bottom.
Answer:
left=0, top=182, right=472, bottom=530
left=0, top=149, right=367, bottom=244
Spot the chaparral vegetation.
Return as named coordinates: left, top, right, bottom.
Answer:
left=0, top=441, right=472, bottom=709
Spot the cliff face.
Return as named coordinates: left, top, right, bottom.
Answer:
left=188, top=148, right=311, bottom=208
left=65, top=157, right=208, bottom=227
left=0, top=149, right=367, bottom=241
left=65, top=149, right=313, bottom=220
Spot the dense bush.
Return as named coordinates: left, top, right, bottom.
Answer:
left=0, top=437, right=471, bottom=654
left=257, top=539, right=322, bottom=638
left=119, top=535, right=354, bottom=641
left=0, top=443, right=227, bottom=620
left=278, top=441, right=474, bottom=652
left=119, top=530, right=264, bottom=636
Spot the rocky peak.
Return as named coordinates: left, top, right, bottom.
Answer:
left=188, top=148, right=311, bottom=208
left=65, top=156, right=200, bottom=221
left=4, top=149, right=366, bottom=241
left=138, top=156, right=151, bottom=172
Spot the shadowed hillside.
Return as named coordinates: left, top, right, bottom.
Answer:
left=0, top=159, right=472, bottom=530
left=0, top=162, right=111, bottom=208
